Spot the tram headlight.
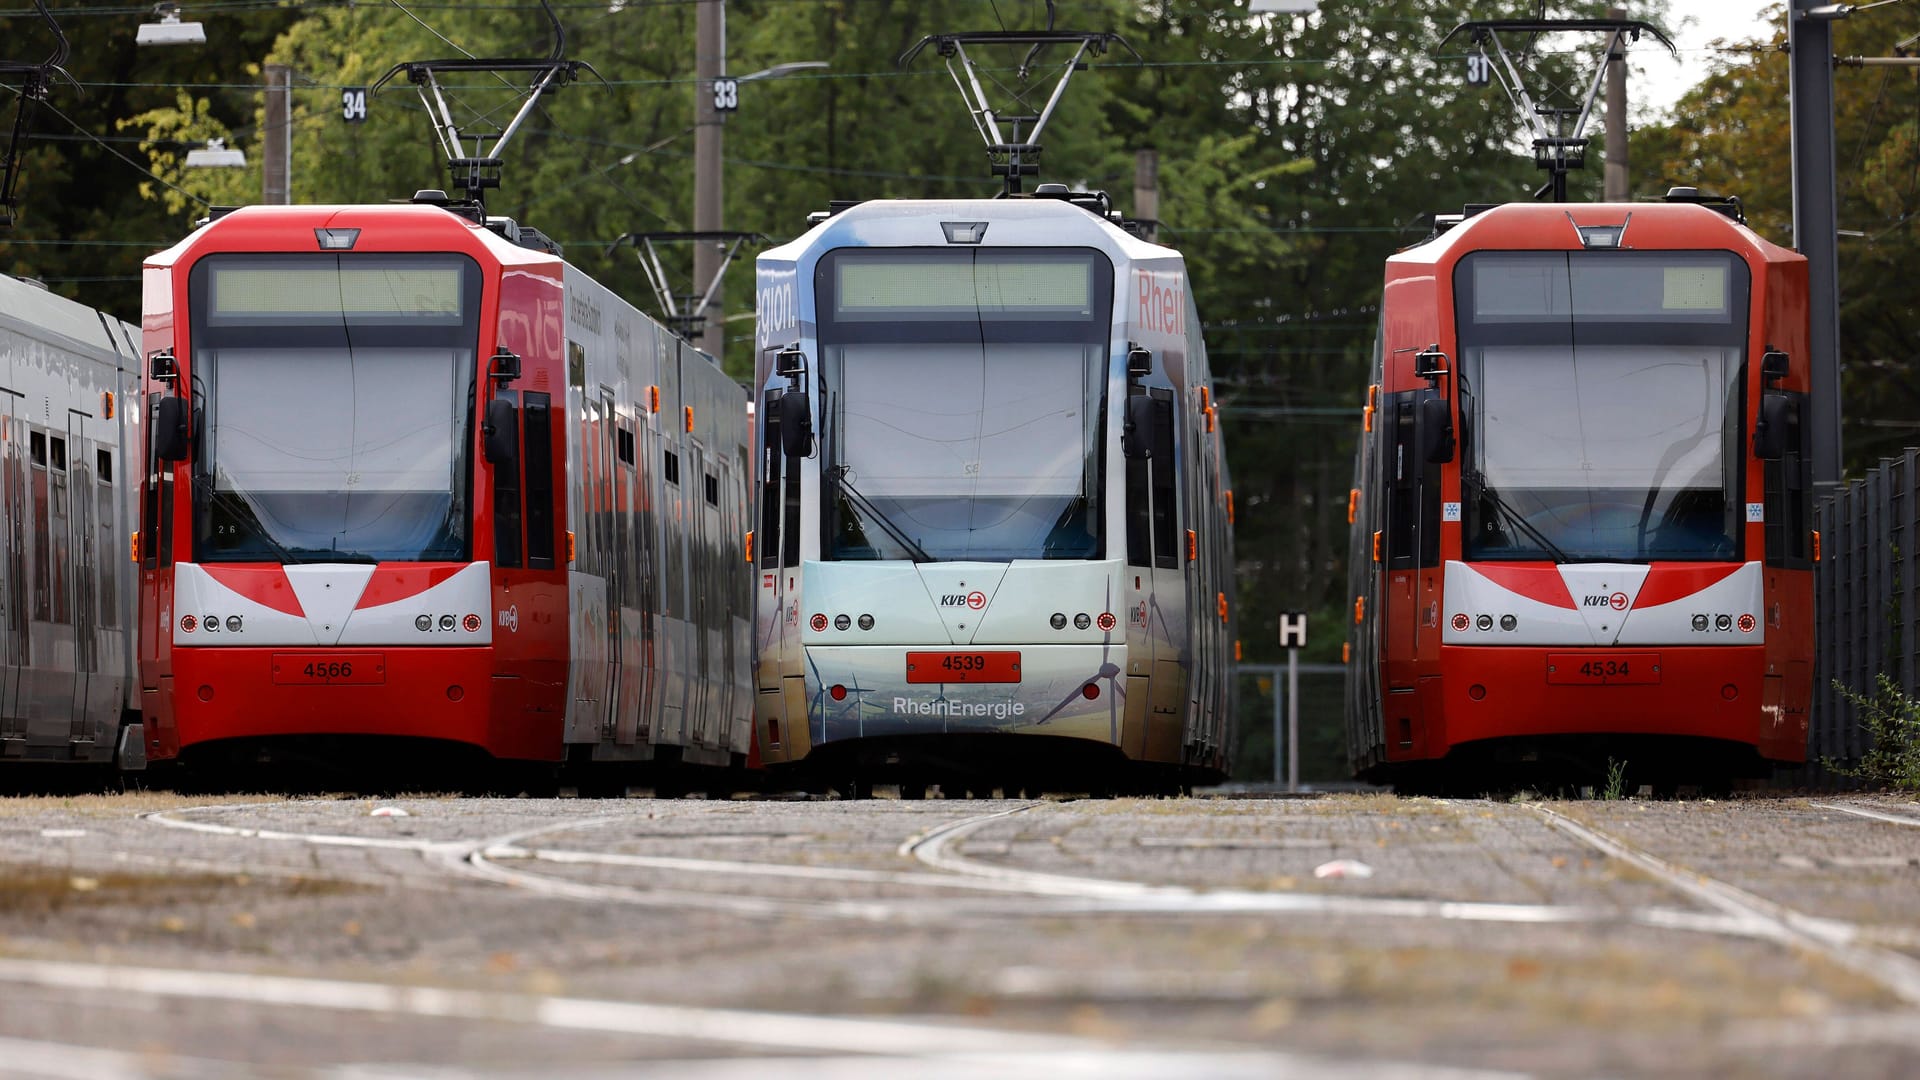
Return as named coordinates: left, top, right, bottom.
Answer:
left=203, top=615, right=220, bottom=633
left=416, top=615, right=433, bottom=632
left=225, top=616, right=243, bottom=632
left=1692, top=614, right=1710, bottom=632
left=1050, top=613, right=1067, bottom=630
left=857, top=614, right=874, bottom=631
left=1499, top=614, right=1517, bottom=631
left=1715, top=614, right=1732, bottom=631
left=439, top=615, right=456, bottom=631
left=1074, top=613, right=1092, bottom=630
left=1476, top=614, right=1494, bottom=631
left=834, top=614, right=851, bottom=630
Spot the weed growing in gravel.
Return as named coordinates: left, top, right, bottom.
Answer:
left=1827, top=674, right=1920, bottom=791
left=1599, top=759, right=1629, bottom=801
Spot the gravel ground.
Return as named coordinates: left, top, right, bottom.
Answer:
left=0, top=791, right=1914, bottom=1077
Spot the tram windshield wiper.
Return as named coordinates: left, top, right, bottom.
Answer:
left=1465, top=469, right=1574, bottom=564
left=829, top=467, right=933, bottom=564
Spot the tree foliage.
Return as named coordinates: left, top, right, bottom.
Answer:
left=1633, top=1, right=1920, bottom=471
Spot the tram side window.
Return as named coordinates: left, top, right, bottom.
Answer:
left=1150, top=393, right=1176, bottom=569
left=492, top=391, right=523, bottom=569
left=760, top=391, right=782, bottom=569
left=1385, top=391, right=1442, bottom=569
left=30, top=430, right=50, bottom=621
left=1124, top=390, right=1150, bottom=567
left=49, top=436, right=68, bottom=625
left=524, top=392, right=555, bottom=569
left=1763, top=390, right=1812, bottom=569
left=97, top=448, right=116, bottom=628
left=663, top=450, right=680, bottom=486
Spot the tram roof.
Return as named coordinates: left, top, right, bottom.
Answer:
left=1391, top=200, right=1803, bottom=268
left=762, top=197, right=1181, bottom=268
left=145, top=202, right=553, bottom=271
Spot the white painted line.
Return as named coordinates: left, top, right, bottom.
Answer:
left=902, top=806, right=1767, bottom=931
left=490, top=844, right=1086, bottom=894
left=37, top=828, right=87, bottom=839
left=0, top=960, right=1526, bottom=1080
left=1812, top=801, right=1920, bottom=829
left=1527, top=804, right=1920, bottom=1006
left=0, top=956, right=1086, bottom=1057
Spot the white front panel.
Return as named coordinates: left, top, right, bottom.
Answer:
left=1443, top=560, right=1764, bottom=647
left=336, top=562, right=493, bottom=646
left=172, top=562, right=494, bottom=647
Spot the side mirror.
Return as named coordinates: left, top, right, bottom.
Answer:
left=149, top=349, right=179, bottom=384
left=483, top=397, right=519, bottom=466
left=1123, top=394, right=1157, bottom=460
left=1753, top=392, right=1796, bottom=461
left=1126, top=346, right=1152, bottom=378
left=153, top=395, right=189, bottom=463
left=1414, top=347, right=1448, bottom=382
left=777, top=391, right=813, bottom=457
left=1760, top=350, right=1789, bottom=385
left=488, top=346, right=522, bottom=384
left=1417, top=395, right=1455, bottom=464
left=776, top=347, right=806, bottom=378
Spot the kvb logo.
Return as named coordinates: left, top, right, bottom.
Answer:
left=940, top=591, right=988, bottom=610
left=1582, top=592, right=1630, bottom=611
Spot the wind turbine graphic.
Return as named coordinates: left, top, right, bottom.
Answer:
left=1030, top=579, right=1125, bottom=737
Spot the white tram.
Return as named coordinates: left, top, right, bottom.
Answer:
left=751, top=186, right=1236, bottom=793
left=0, top=272, right=143, bottom=769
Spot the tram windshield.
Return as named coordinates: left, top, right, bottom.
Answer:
left=187, top=254, right=481, bottom=564
left=1456, top=250, right=1749, bottom=563
left=815, top=248, right=1111, bottom=562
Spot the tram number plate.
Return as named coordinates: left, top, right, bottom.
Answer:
left=272, top=653, right=387, bottom=685
left=1546, top=653, right=1659, bottom=685
left=905, top=651, right=1021, bottom=684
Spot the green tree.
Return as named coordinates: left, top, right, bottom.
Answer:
left=1634, top=1, right=1920, bottom=470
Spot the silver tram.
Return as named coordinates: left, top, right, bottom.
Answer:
left=0, top=271, right=143, bottom=769
left=750, top=187, right=1236, bottom=793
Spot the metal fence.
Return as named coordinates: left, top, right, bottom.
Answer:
left=1810, top=448, right=1920, bottom=782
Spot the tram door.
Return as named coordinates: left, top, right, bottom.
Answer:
left=67, top=414, right=97, bottom=746
left=600, top=389, right=623, bottom=743
left=0, top=395, right=16, bottom=731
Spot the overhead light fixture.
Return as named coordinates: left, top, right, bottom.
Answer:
left=184, top=137, right=245, bottom=168
left=136, top=3, right=205, bottom=46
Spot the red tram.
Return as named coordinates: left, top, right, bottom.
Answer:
left=136, top=196, right=752, bottom=779
left=1346, top=193, right=1814, bottom=791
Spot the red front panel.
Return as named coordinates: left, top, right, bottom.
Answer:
left=169, top=646, right=563, bottom=760
left=1423, top=644, right=1802, bottom=761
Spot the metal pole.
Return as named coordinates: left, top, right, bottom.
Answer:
left=1271, top=665, right=1283, bottom=786
left=264, top=63, right=292, bottom=205
left=1603, top=7, right=1628, bottom=202
left=1132, top=149, right=1158, bottom=242
left=1790, top=0, right=1844, bottom=485
left=693, top=0, right=725, bottom=360
left=1286, top=648, right=1299, bottom=792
